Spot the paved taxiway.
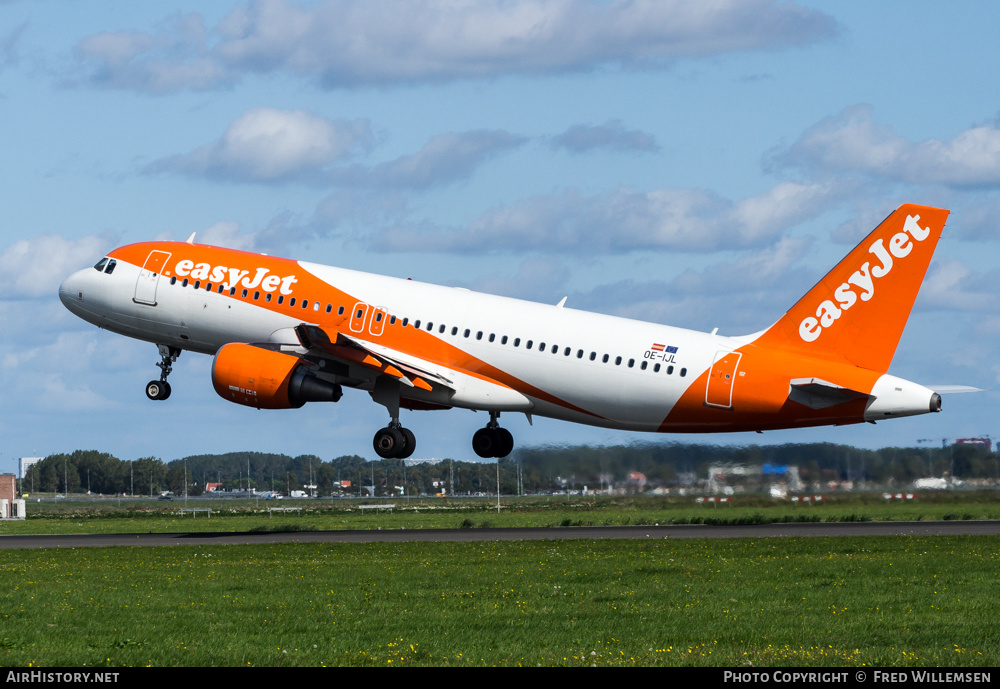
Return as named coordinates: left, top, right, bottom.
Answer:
left=3, top=521, right=1000, bottom=549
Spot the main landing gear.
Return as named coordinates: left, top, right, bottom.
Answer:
left=146, top=344, right=180, bottom=401
left=472, top=412, right=514, bottom=458
left=373, top=423, right=416, bottom=459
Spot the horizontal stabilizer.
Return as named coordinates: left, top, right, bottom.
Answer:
left=927, top=385, right=983, bottom=394
left=788, top=378, right=871, bottom=410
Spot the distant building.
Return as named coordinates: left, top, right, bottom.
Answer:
left=0, top=474, right=24, bottom=519
left=18, top=457, right=42, bottom=479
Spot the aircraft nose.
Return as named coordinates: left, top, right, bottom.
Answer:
left=58, top=269, right=89, bottom=312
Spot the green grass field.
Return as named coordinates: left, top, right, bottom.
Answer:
left=1, top=536, right=998, bottom=667
left=4, top=491, right=1000, bottom=535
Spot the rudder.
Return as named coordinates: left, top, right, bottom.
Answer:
left=755, top=204, right=949, bottom=373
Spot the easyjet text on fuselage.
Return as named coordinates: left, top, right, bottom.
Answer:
left=171, top=260, right=298, bottom=295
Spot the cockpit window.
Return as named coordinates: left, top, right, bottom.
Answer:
left=104, top=259, right=117, bottom=274
left=93, top=258, right=108, bottom=272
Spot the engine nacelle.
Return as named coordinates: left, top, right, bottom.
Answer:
left=212, top=343, right=342, bottom=409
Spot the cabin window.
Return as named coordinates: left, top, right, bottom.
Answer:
left=266, top=293, right=272, bottom=302
left=301, top=300, right=309, bottom=309
left=666, top=365, right=674, bottom=375
left=602, top=354, right=609, bottom=363
left=615, top=356, right=622, bottom=365
left=414, top=320, right=421, bottom=329
left=514, top=338, right=521, bottom=347
left=527, top=340, right=534, bottom=349
left=241, top=288, right=248, bottom=297
left=205, top=282, right=212, bottom=291
left=680, top=368, right=687, bottom=377
left=654, top=363, right=660, bottom=372
left=451, top=327, right=458, bottom=336
left=640, top=361, right=647, bottom=370
left=277, top=295, right=284, bottom=304
left=313, top=302, right=320, bottom=311
left=217, top=285, right=225, bottom=294
left=289, top=297, right=296, bottom=306
left=464, top=329, right=470, bottom=338
left=183, top=279, right=190, bottom=287
left=375, top=312, right=383, bottom=322
left=253, top=291, right=260, bottom=300
left=501, top=336, right=508, bottom=345
left=552, top=345, right=559, bottom=354
left=194, top=280, right=201, bottom=289
left=170, top=276, right=177, bottom=285
left=628, top=359, right=635, bottom=368
left=402, top=318, right=409, bottom=327
left=489, top=333, right=495, bottom=342
left=439, top=325, right=446, bottom=333
left=326, top=304, right=332, bottom=313
left=427, top=322, right=434, bottom=331
left=338, top=306, right=345, bottom=316
left=476, top=331, right=483, bottom=340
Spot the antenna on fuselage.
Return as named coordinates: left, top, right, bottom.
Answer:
left=185, top=232, right=196, bottom=244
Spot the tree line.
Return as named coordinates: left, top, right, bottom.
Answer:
left=19, top=441, right=998, bottom=497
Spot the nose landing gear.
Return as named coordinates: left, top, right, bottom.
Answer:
left=146, top=344, right=180, bottom=401
left=473, top=412, right=514, bottom=458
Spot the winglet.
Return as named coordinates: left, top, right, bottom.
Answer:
left=755, top=204, right=949, bottom=373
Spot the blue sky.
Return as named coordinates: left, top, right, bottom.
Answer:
left=2, top=0, right=999, bottom=472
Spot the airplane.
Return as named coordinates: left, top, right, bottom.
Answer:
left=59, top=203, right=962, bottom=460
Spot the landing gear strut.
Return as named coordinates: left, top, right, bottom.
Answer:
left=146, top=344, right=180, bottom=401
left=371, top=377, right=416, bottom=459
left=473, top=412, right=514, bottom=458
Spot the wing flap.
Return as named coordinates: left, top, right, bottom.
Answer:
left=294, top=324, right=455, bottom=393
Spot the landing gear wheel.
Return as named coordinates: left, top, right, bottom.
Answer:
left=495, top=427, right=514, bottom=457
left=399, top=427, right=416, bottom=459
left=145, top=380, right=168, bottom=401
left=473, top=427, right=498, bottom=458
left=373, top=427, right=405, bottom=459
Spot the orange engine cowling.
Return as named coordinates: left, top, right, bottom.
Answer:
left=212, top=343, right=343, bottom=409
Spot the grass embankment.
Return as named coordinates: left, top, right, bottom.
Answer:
left=0, top=536, right=996, bottom=667
left=3, top=492, right=1000, bottom=535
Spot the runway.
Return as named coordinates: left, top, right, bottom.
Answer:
left=2, top=520, right=1000, bottom=549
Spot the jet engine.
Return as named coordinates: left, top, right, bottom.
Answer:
left=212, top=343, right=342, bottom=409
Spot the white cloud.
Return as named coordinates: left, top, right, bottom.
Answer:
left=459, top=257, right=572, bottom=302
left=370, top=181, right=840, bottom=254
left=777, top=105, right=1000, bottom=188
left=920, top=259, right=998, bottom=313
left=73, top=0, right=835, bottom=92
left=73, top=13, right=230, bottom=93
left=145, top=108, right=373, bottom=183
left=0, top=234, right=116, bottom=299
left=334, top=130, right=526, bottom=189
left=550, top=120, right=659, bottom=154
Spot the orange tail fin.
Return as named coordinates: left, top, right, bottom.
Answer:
left=755, top=204, right=949, bottom=373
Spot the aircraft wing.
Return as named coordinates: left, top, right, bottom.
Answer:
left=294, top=324, right=455, bottom=393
